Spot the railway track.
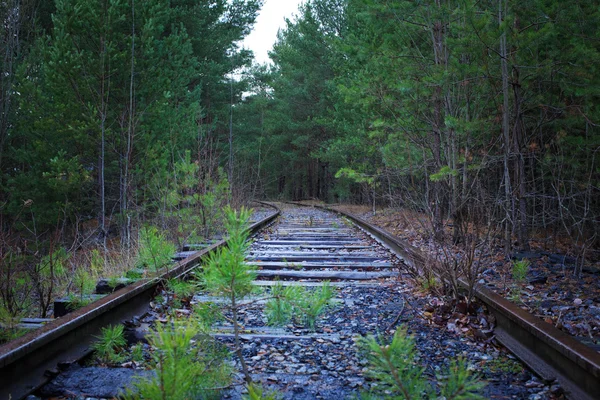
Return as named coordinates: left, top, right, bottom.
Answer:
left=1, top=203, right=599, bottom=399
left=295, top=203, right=600, bottom=400
left=0, top=206, right=279, bottom=400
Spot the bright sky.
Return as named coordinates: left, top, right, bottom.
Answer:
left=242, top=0, right=306, bottom=65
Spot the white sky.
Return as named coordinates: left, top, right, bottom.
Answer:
left=242, top=0, right=306, bottom=65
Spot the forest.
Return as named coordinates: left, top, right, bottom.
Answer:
left=1, top=0, right=599, bottom=322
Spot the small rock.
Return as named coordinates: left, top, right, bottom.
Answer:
left=525, top=380, right=543, bottom=388
left=550, top=384, right=563, bottom=395
left=573, top=298, right=583, bottom=306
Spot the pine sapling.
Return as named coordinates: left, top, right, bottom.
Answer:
left=92, top=324, right=127, bottom=365
left=138, top=226, right=176, bottom=274
left=439, top=357, right=486, bottom=400
left=265, top=282, right=298, bottom=326
left=359, top=326, right=486, bottom=399
left=203, top=206, right=255, bottom=382
left=512, top=259, right=529, bottom=284
left=359, top=326, right=429, bottom=399
left=126, top=318, right=231, bottom=400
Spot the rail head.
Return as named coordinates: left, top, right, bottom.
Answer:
left=0, top=207, right=279, bottom=400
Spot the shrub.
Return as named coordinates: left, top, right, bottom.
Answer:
left=127, top=318, right=230, bottom=400
left=512, top=259, right=530, bottom=284
left=138, top=226, right=176, bottom=274
left=359, top=326, right=485, bottom=399
left=92, top=324, right=127, bottom=365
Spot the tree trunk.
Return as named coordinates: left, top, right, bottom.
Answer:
left=499, top=0, right=513, bottom=254
left=121, top=0, right=135, bottom=248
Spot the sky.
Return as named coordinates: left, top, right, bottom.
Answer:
left=242, top=0, right=306, bottom=65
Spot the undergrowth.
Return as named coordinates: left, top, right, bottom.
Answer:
left=92, top=324, right=127, bottom=365
left=359, top=326, right=485, bottom=399
left=265, top=281, right=335, bottom=330
left=126, top=318, right=230, bottom=400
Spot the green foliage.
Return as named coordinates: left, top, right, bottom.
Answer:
left=66, top=294, right=93, bottom=311
left=73, top=267, right=97, bottom=298
left=0, top=325, right=27, bottom=344
left=295, top=282, right=334, bottom=331
left=244, top=383, right=282, bottom=400
left=203, top=207, right=254, bottom=300
left=512, top=259, right=530, bottom=284
left=430, top=166, right=459, bottom=182
left=359, top=326, right=485, bottom=400
left=31, top=247, right=70, bottom=318
left=126, top=269, right=144, bottom=280
left=107, top=276, right=122, bottom=290
left=130, top=342, right=145, bottom=363
left=201, top=206, right=254, bottom=382
left=265, top=282, right=298, bottom=326
left=89, top=250, right=105, bottom=272
left=194, top=302, right=223, bottom=329
left=166, top=279, right=197, bottom=300
left=265, top=282, right=334, bottom=331
left=0, top=250, right=33, bottom=321
left=92, top=324, right=127, bottom=365
left=0, top=303, right=28, bottom=344
left=127, top=318, right=231, bottom=400
left=359, top=326, right=428, bottom=399
left=138, top=226, right=176, bottom=274
left=197, top=170, right=231, bottom=240
left=484, top=356, right=523, bottom=375
left=439, top=357, right=486, bottom=400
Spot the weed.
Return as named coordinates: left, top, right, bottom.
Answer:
left=419, top=275, right=438, bottom=292
left=203, top=206, right=255, bottom=382
left=194, top=302, right=223, bottom=328
left=73, top=267, right=97, bottom=298
left=126, top=318, right=231, bottom=400
left=439, top=357, right=486, bottom=400
left=0, top=304, right=28, bottom=343
left=484, top=356, right=523, bottom=374
left=244, top=383, right=282, bottom=400
left=130, top=342, right=145, bottom=363
left=359, top=326, right=485, bottom=399
left=138, top=226, right=176, bottom=274
left=30, top=246, right=70, bottom=318
left=166, top=279, right=197, bottom=300
left=507, top=287, right=523, bottom=304
left=107, top=276, right=121, bottom=290
left=265, top=282, right=335, bottom=331
left=297, top=283, right=334, bottom=331
left=66, top=294, right=92, bottom=311
left=265, top=282, right=298, bottom=326
left=0, top=326, right=27, bottom=344
left=92, top=324, right=127, bottom=365
left=125, top=269, right=144, bottom=280
left=512, top=259, right=530, bottom=284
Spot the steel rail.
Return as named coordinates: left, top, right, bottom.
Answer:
left=0, top=206, right=279, bottom=400
left=289, top=202, right=600, bottom=400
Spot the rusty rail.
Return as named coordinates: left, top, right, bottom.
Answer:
left=291, top=202, right=600, bottom=400
left=0, top=206, right=279, bottom=400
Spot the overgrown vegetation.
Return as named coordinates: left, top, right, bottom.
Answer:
left=201, top=206, right=256, bottom=382
left=0, top=0, right=262, bottom=329
left=126, top=318, right=231, bottom=400
left=265, top=282, right=334, bottom=331
left=359, top=326, right=485, bottom=399
left=92, top=324, right=127, bottom=365
left=197, top=208, right=335, bottom=383
left=234, top=0, right=599, bottom=267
